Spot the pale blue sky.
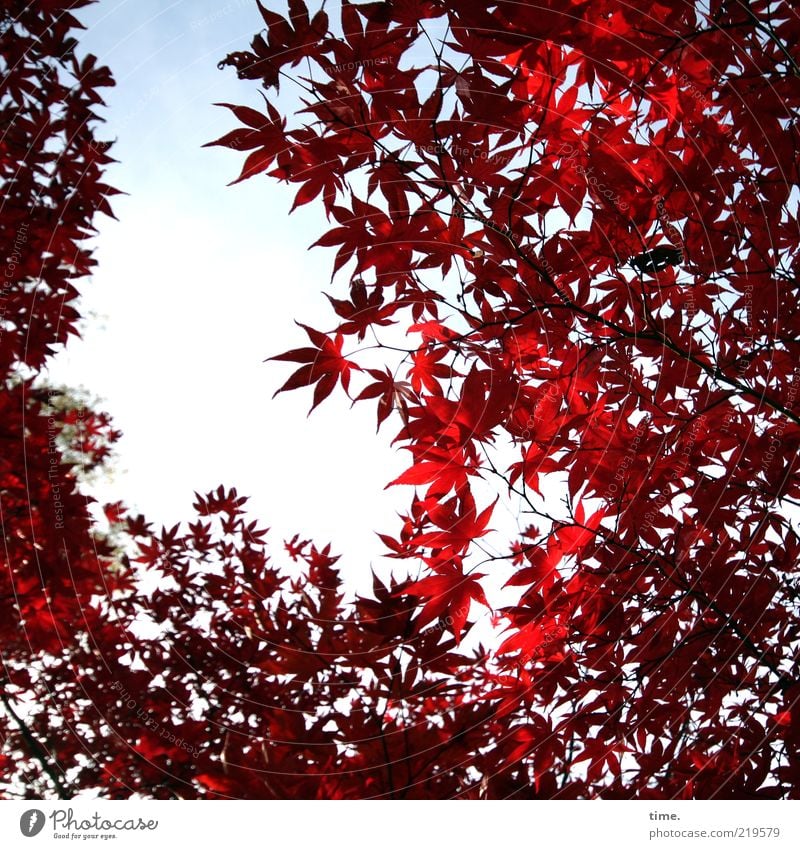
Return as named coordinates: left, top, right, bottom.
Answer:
left=45, top=0, right=412, bottom=588
left=45, top=0, right=533, bottom=627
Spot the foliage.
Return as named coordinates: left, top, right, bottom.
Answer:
left=212, top=0, right=800, bottom=797
left=2, top=0, right=800, bottom=800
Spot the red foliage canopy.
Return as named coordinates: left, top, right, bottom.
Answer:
left=2, top=0, right=800, bottom=799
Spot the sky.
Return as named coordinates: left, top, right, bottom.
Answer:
left=44, top=0, right=414, bottom=592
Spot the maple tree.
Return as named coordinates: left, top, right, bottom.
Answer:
left=210, top=0, right=800, bottom=797
left=2, top=0, right=800, bottom=801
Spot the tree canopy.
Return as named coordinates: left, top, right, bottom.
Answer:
left=2, top=0, right=800, bottom=799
